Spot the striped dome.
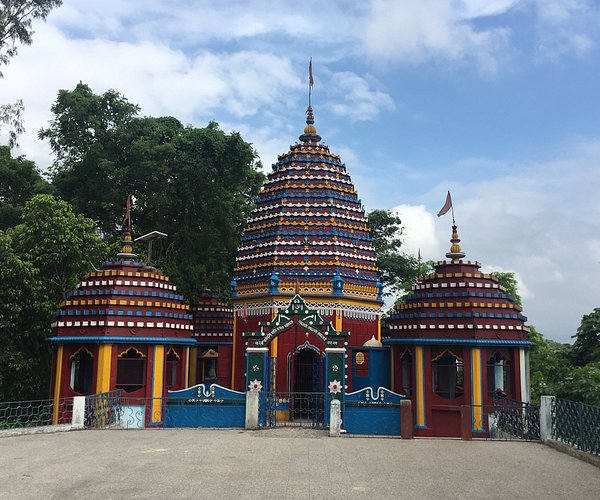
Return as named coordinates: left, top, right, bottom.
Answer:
left=232, top=108, right=381, bottom=302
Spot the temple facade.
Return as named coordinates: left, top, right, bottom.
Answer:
left=49, top=230, right=196, bottom=425
left=382, top=226, right=531, bottom=437
left=48, top=97, right=531, bottom=436
left=229, top=106, right=384, bottom=394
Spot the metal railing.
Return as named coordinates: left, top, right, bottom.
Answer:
left=0, top=397, right=73, bottom=429
left=263, top=392, right=327, bottom=428
left=551, top=398, right=600, bottom=455
left=84, top=390, right=123, bottom=429
left=476, top=400, right=540, bottom=441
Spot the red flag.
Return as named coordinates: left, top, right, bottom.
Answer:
left=418, top=248, right=421, bottom=261
left=437, top=191, right=453, bottom=217
left=309, top=58, right=314, bottom=88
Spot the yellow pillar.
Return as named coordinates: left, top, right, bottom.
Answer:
left=150, top=345, right=165, bottom=424
left=188, top=347, right=197, bottom=387
left=415, top=346, right=426, bottom=428
left=52, top=345, right=64, bottom=425
left=335, top=308, right=342, bottom=332
left=471, top=347, right=484, bottom=432
left=96, top=344, right=112, bottom=393
left=377, top=314, right=381, bottom=342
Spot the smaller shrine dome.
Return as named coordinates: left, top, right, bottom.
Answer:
left=191, top=290, right=233, bottom=340
left=383, top=224, right=529, bottom=343
left=51, top=228, right=193, bottom=339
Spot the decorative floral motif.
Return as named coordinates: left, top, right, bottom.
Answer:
left=328, top=380, right=341, bottom=394
left=248, top=380, right=262, bottom=392
left=252, top=364, right=260, bottom=372
left=331, top=365, right=339, bottom=372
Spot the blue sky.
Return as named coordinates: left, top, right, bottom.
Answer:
left=3, top=0, right=600, bottom=343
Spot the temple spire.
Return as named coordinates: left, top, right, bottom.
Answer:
left=299, top=59, right=321, bottom=143
left=117, top=194, right=137, bottom=259
left=445, top=224, right=466, bottom=262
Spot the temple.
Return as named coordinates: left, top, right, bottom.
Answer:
left=49, top=77, right=531, bottom=436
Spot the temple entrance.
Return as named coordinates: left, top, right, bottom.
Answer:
left=293, top=348, right=322, bottom=393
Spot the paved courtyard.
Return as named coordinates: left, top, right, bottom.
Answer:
left=0, top=428, right=598, bottom=499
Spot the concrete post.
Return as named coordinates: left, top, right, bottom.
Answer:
left=400, top=400, right=413, bottom=439
left=245, top=390, right=259, bottom=430
left=72, top=396, right=85, bottom=429
left=329, top=399, right=341, bottom=437
left=540, top=395, right=554, bottom=442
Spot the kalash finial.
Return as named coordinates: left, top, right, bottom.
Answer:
left=446, top=224, right=466, bottom=262
left=299, top=58, right=321, bottom=143
left=117, top=194, right=137, bottom=259
left=437, top=190, right=465, bottom=262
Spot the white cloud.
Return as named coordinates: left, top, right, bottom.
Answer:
left=328, top=72, right=395, bottom=121
left=363, top=0, right=511, bottom=73
left=390, top=204, right=443, bottom=260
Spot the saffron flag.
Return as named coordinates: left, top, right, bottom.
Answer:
left=437, top=191, right=453, bottom=217
left=309, top=58, right=314, bottom=88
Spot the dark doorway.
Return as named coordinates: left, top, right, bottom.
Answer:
left=293, top=348, right=321, bottom=392
left=290, top=348, right=323, bottom=422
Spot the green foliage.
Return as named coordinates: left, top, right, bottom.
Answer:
left=367, top=209, right=419, bottom=297
left=0, top=0, right=63, bottom=76
left=0, top=145, right=51, bottom=229
left=559, top=362, right=600, bottom=407
left=10, top=194, right=108, bottom=301
left=491, top=271, right=522, bottom=306
left=0, top=194, right=106, bottom=399
left=571, top=307, right=600, bottom=367
left=40, top=83, right=264, bottom=300
left=0, top=99, right=24, bottom=148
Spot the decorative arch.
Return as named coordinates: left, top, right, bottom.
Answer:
left=243, top=294, right=347, bottom=348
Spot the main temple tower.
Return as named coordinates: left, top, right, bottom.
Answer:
left=230, top=104, right=384, bottom=392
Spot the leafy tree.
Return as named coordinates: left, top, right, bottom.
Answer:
left=0, top=99, right=24, bottom=148
left=491, top=271, right=522, bottom=306
left=0, top=194, right=107, bottom=399
left=40, top=84, right=264, bottom=300
left=571, top=307, right=600, bottom=367
left=559, top=362, right=600, bottom=406
left=0, top=0, right=63, bottom=146
left=367, top=209, right=419, bottom=297
left=10, top=194, right=108, bottom=301
left=0, top=145, right=51, bottom=229
left=0, top=0, right=63, bottom=75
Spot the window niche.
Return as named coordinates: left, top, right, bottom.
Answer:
left=70, top=347, right=94, bottom=394
left=166, top=348, right=179, bottom=389
left=432, top=350, right=464, bottom=399
left=400, top=350, right=413, bottom=396
left=487, top=351, right=512, bottom=397
left=116, top=347, right=146, bottom=393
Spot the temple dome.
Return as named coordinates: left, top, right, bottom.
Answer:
left=51, top=234, right=193, bottom=338
left=233, top=107, right=380, bottom=302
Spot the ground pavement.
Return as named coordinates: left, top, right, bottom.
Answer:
left=0, top=428, right=598, bottom=499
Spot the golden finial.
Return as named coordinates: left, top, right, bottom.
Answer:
left=445, top=224, right=466, bottom=262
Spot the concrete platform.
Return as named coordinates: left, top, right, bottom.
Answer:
left=0, top=428, right=598, bottom=499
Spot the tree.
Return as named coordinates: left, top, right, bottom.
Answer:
left=0, top=194, right=107, bottom=399
left=367, top=209, right=419, bottom=297
left=40, top=84, right=264, bottom=300
left=571, top=307, right=600, bottom=367
left=10, top=194, right=108, bottom=301
left=0, top=0, right=63, bottom=146
left=0, top=145, right=51, bottom=229
left=491, top=271, right=522, bottom=306
left=0, top=0, right=63, bottom=76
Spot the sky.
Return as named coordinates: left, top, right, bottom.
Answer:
left=2, top=0, right=600, bottom=343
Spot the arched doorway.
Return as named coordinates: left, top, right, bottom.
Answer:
left=293, top=347, right=322, bottom=393
left=288, top=346, right=324, bottom=423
